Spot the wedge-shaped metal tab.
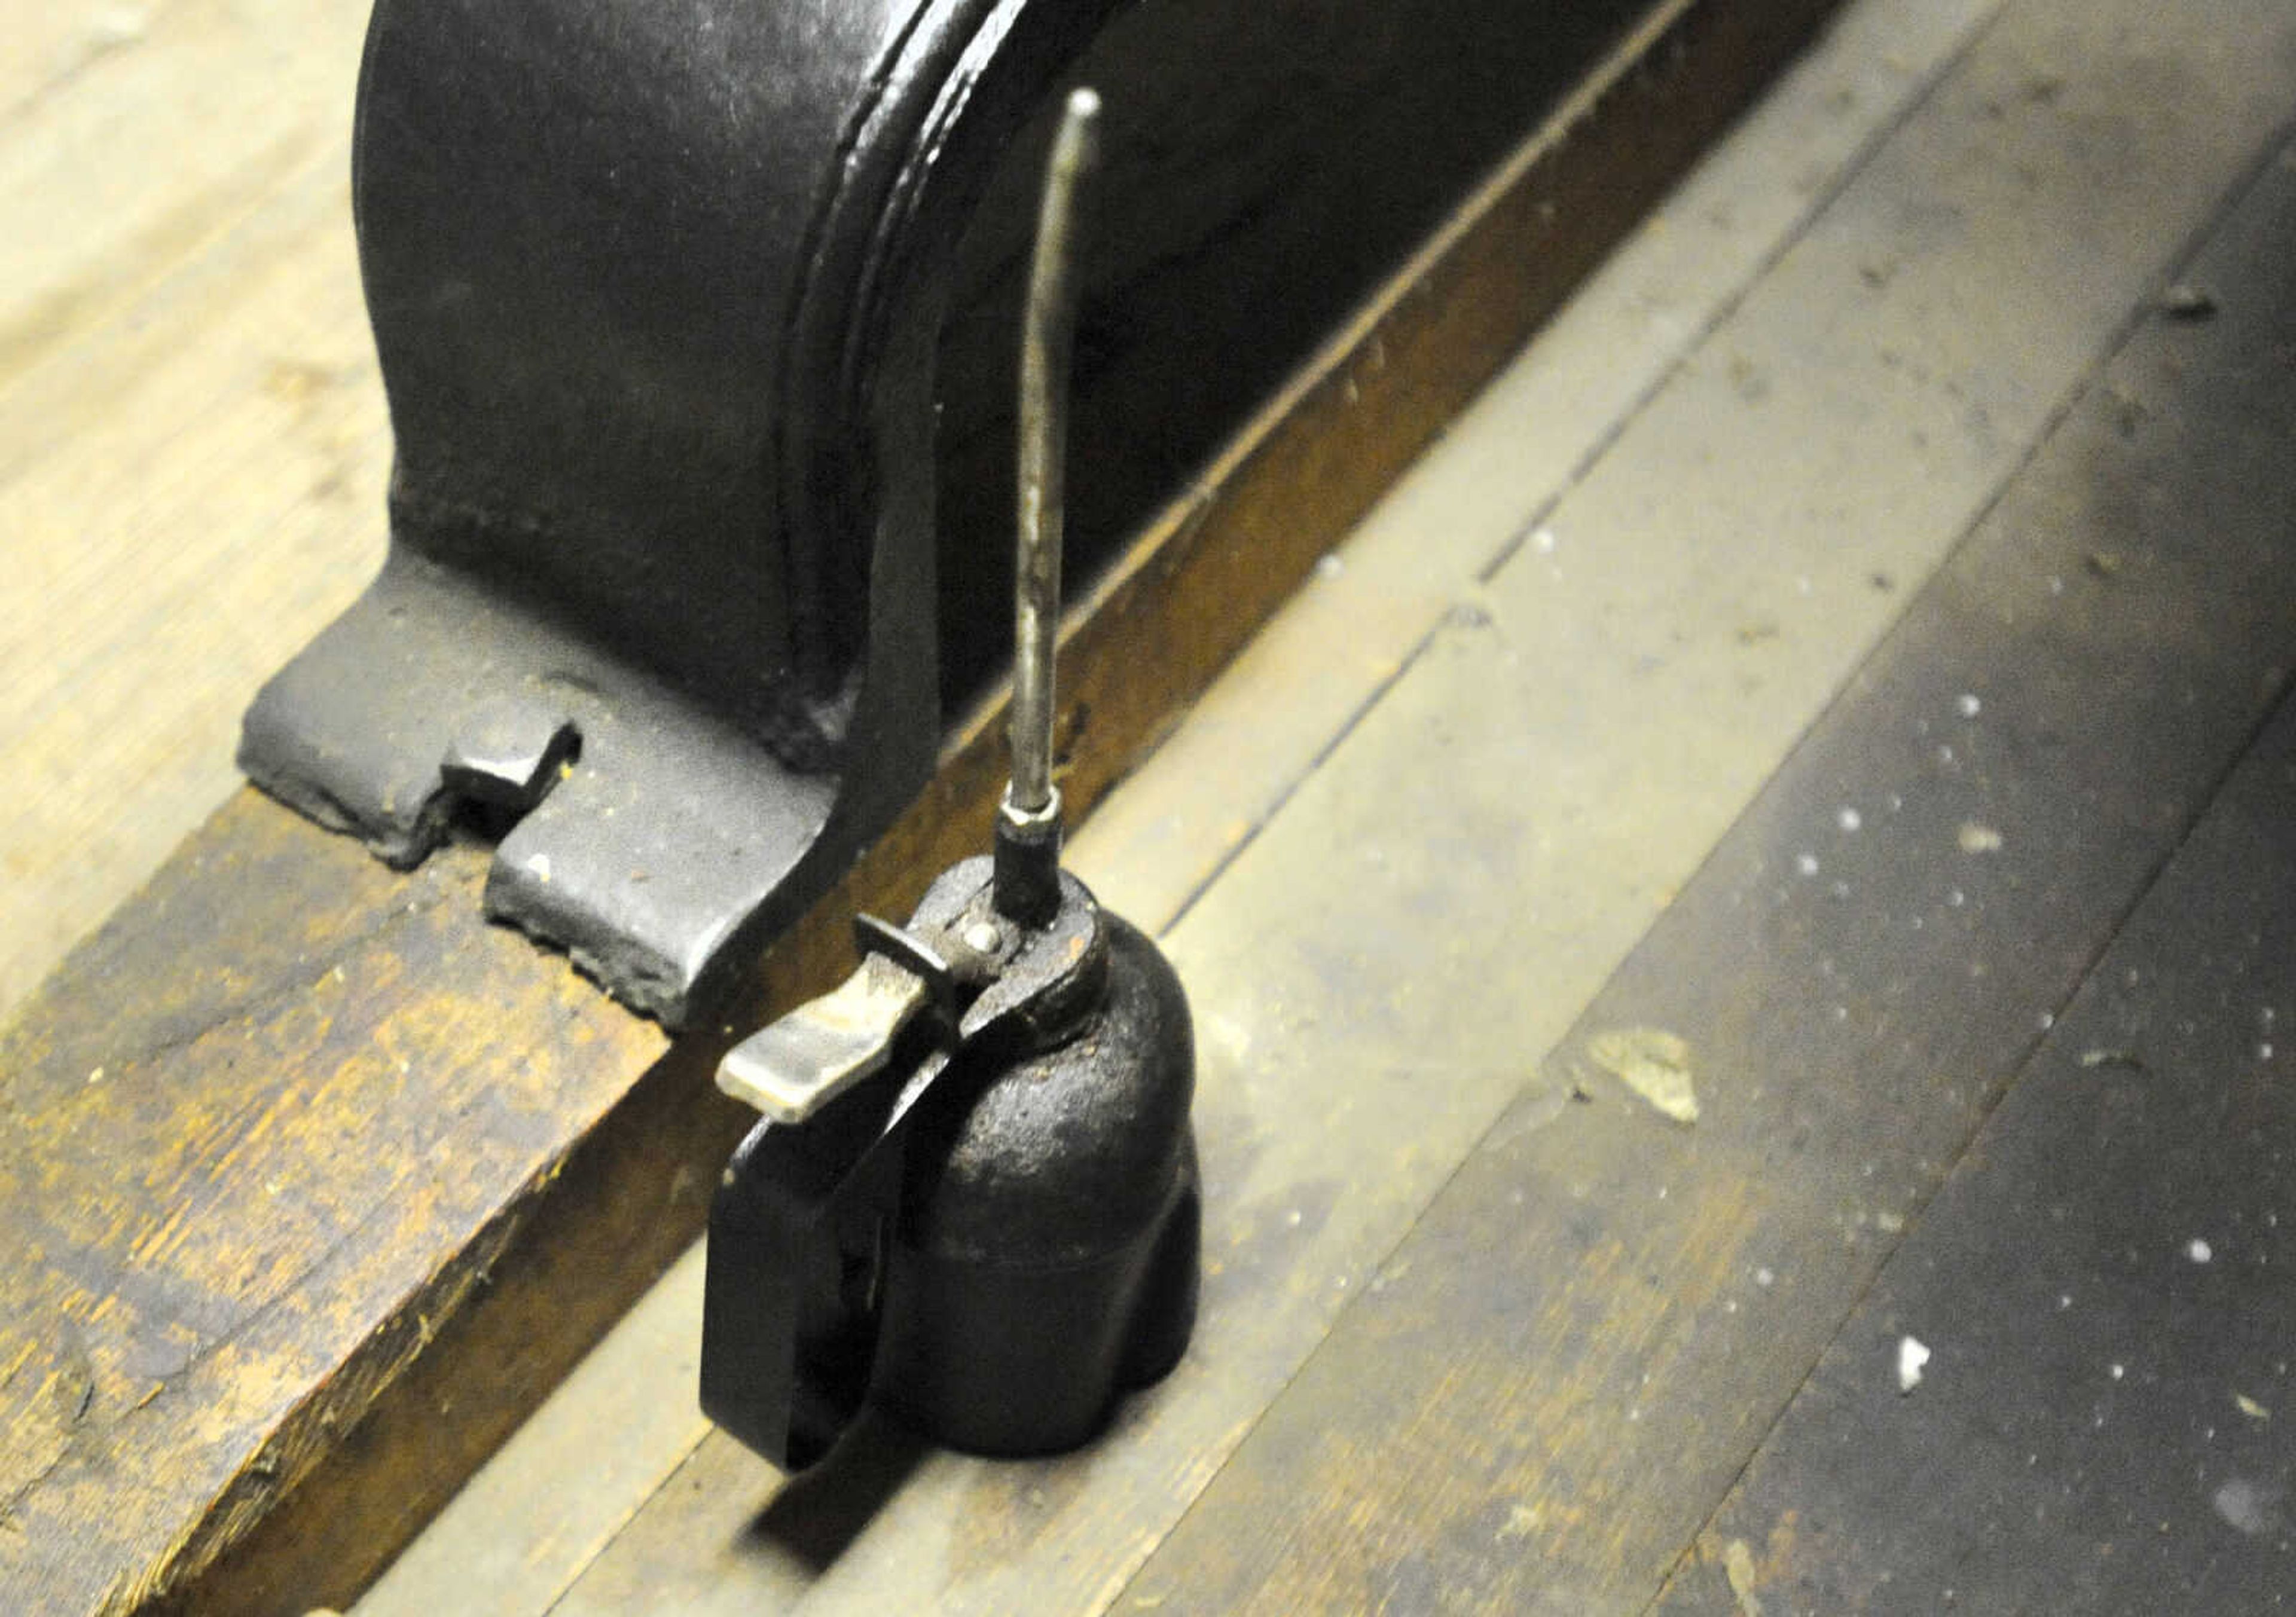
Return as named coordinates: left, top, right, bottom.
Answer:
left=716, top=955, right=933, bottom=1123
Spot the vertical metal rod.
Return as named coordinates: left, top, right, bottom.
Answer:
left=1009, top=86, right=1099, bottom=816
left=996, top=87, right=1099, bottom=924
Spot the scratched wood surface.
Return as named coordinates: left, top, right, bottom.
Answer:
left=0, top=0, right=1843, bottom=1608
left=1651, top=133, right=2296, bottom=1617
left=1117, top=13, right=2296, bottom=1612
left=0, top=0, right=383, bottom=1022
left=0, top=0, right=1698, bottom=1026
left=368, top=1, right=2003, bottom=1606
left=371, top=0, right=2296, bottom=1610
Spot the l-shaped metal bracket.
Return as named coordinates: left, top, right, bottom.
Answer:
left=240, top=0, right=1120, bottom=1026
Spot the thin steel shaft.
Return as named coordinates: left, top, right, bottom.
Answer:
left=1009, top=87, right=1100, bottom=817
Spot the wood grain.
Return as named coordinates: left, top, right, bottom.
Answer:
left=1, top=0, right=1849, bottom=1606
left=1114, top=7, right=2296, bottom=1599
left=362, top=4, right=2004, bottom=1605
left=1654, top=130, right=2296, bottom=1617
left=0, top=1, right=382, bottom=1019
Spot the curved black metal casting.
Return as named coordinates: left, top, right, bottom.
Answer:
left=239, top=0, right=1119, bottom=1025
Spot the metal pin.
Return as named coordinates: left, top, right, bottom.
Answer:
left=996, top=86, right=1099, bottom=924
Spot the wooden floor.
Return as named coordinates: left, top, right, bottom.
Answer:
left=8, top=1, right=1859, bottom=1609
left=0, top=0, right=384, bottom=1024
left=356, top=0, right=2296, bottom=1610
left=9, top=0, right=2296, bottom=1608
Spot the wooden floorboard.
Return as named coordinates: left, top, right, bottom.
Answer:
left=0, top=1, right=1844, bottom=1609
left=1654, top=130, right=2296, bottom=1617
left=361, top=2, right=2002, bottom=1607
left=443, top=0, right=2296, bottom=1607
left=359, top=1, right=2296, bottom=1609
left=1113, top=24, right=2296, bottom=1609
left=0, top=0, right=380, bottom=1019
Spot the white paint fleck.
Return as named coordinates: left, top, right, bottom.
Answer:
left=2236, top=1392, right=2271, bottom=1422
left=1957, top=693, right=1983, bottom=718
left=1532, top=527, right=1558, bottom=554
left=2262, top=1043, right=2276, bottom=1062
left=1315, top=552, right=1345, bottom=579
left=86, top=1067, right=105, bottom=1086
left=2111, top=1363, right=2125, bottom=1381
left=1285, top=1208, right=1302, bottom=1228
left=89, top=7, right=152, bottom=47
left=2188, top=1237, right=2215, bottom=1264
left=1497, top=1503, right=1542, bottom=1541
left=1755, top=1266, right=1776, bottom=1288
left=1949, top=889, right=1967, bottom=908
left=1897, top=1335, right=1931, bottom=1393
left=527, top=852, right=552, bottom=884
left=1796, top=852, right=1821, bottom=877
left=2214, top=1478, right=2284, bottom=1536
left=1838, top=807, right=1863, bottom=832
left=1958, top=822, right=2005, bottom=854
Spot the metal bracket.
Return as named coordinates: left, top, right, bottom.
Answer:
left=239, top=0, right=1119, bottom=1025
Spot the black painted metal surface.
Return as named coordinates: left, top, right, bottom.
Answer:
left=234, top=0, right=1675, bottom=1028
left=241, top=0, right=1120, bottom=1025
left=702, top=856, right=1198, bottom=1469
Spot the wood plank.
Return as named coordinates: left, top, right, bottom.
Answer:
left=0, top=0, right=1781, bottom=1025
left=1115, top=48, right=2296, bottom=1617
left=8, top=0, right=1681, bottom=1024
left=1654, top=133, right=2296, bottom=1617
left=0, top=2, right=380, bottom=1019
left=1074, top=0, right=2002, bottom=940
left=0, top=796, right=673, bottom=1616
left=0, top=0, right=368, bottom=393
left=363, top=2, right=2002, bottom=1606
left=0, top=0, right=1844, bottom=1608
left=533, top=0, right=2296, bottom=1604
